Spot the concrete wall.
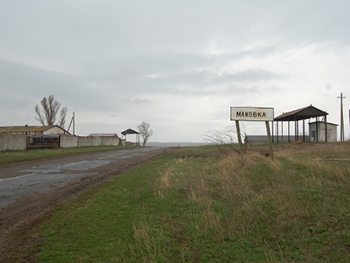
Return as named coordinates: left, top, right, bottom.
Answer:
left=91, top=136, right=103, bottom=146
left=60, top=135, right=120, bottom=148
left=0, top=134, right=27, bottom=151
left=0, top=134, right=120, bottom=151
left=60, top=135, right=79, bottom=148
left=78, top=137, right=92, bottom=147
left=104, top=137, right=120, bottom=146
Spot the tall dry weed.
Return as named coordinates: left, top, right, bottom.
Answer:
left=313, top=143, right=350, bottom=157
left=188, top=177, right=221, bottom=230
left=268, top=185, right=308, bottom=222
left=153, top=168, right=174, bottom=198
left=217, top=151, right=283, bottom=202
left=216, top=148, right=315, bottom=239
left=306, top=159, right=349, bottom=184
left=132, top=222, right=166, bottom=262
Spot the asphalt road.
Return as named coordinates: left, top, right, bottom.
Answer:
left=0, top=147, right=163, bottom=209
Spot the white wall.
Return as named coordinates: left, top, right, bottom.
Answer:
left=0, top=134, right=26, bottom=151
left=91, top=136, right=103, bottom=146
left=78, top=137, right=92, bottom=147
left=104, top=137, right=120, bottom=146
left=60, top=135, right=79, bottom=148
left=60, top=135, right=120, bottom=148
left=0, top=134, right=121, bottom=151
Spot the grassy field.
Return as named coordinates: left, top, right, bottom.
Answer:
left=0, top=146, right=128, bottom=165
left=15, top=143, right=350, bottom=262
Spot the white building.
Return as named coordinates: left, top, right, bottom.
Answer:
left=309, top=122, right=337, bottom=142
left=0, top=125, right=70, bottom=136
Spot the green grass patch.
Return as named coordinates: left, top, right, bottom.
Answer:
left=0, top=146, right=129, bottom=165
left=26, top=143, right=350, bottom=262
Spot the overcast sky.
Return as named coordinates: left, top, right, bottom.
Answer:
left=1, top=0, right=350, bottom=142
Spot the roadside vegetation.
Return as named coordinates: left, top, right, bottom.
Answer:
left=0, top=146, right=129, bottom=165
left=14, top=143, right=350, bottom=262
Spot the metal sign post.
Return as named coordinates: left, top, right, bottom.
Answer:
left=230, top=107, right=274, bottom=160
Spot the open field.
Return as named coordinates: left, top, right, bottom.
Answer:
left=7, top=143, right=350, bottom=262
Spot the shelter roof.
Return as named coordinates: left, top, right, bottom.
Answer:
left=121, top=128, right=140, bottom=135
left=0, top=125, right=59, bottom=133
left=274, top=105, right=328, bottom=122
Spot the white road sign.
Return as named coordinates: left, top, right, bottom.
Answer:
left=230, top=107, right=274, bottom=121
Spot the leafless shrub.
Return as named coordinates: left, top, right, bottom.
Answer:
left=204, top=126, right=249, bottom=156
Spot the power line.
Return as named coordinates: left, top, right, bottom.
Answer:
left=326, top=100, right=338, bottom=113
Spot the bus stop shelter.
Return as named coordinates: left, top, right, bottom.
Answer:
left=273, top=105, right=328, bottom=142
left=121, top=128, right=140, bottom=146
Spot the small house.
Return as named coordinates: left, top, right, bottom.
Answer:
left=309, top=122, right=338, bottom=142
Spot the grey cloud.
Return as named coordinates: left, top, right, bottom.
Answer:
left=77, top=51, right=280, bottom=98
left=0, top=59, right=121, bottom=115
left=221, top=69, right=279, bottom=82
left=251, top=1, right=350, bottom=47
left=0, top=59, right=79, bottom=96
left=132, top=68, right=279, bottom=96
left=1, top=1, right=349, bottom=140
left=121, top=98, right=151, bottom=105
left=1, top=1, right=349, bottom=64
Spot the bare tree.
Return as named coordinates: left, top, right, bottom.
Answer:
left=138, top=121, right=153, bottom=146
left=58, top=106, right=68, bottom=128
left=35, top=95, right=68, bottom=128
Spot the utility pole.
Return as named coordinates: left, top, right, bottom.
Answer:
left=338, top=93, right=346, bottom=142
left=67, top=112, right=76, bottom=136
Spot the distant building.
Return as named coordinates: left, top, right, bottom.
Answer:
left=245, top=135, right=269, bottom=144
left=246, top=121, right=338, bottom=143
left=0, top=125, right=70, bottom=149
left=309, top=122, right=337, bottom=142
left=0, top=125, right=70, bottom=136
left=274, top=105, right=330, bottom=142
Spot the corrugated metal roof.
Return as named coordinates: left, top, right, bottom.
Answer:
left=274, top=105, right=328, bottom=121
left=0, top=125, right=58, bottom=133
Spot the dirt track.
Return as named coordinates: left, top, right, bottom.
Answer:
left=0, top=147, right=167, bottom=262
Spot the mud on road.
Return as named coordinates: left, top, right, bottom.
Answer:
left=0, top=147, right=168, bottom=262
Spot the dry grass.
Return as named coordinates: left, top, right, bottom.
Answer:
left=152, top=143, right=350, bottom=261
left=154, top=168, right=174, bottom=198
left=38, top=143, right=350, bottom=262
left=131, top=222, right=167, bottom=263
